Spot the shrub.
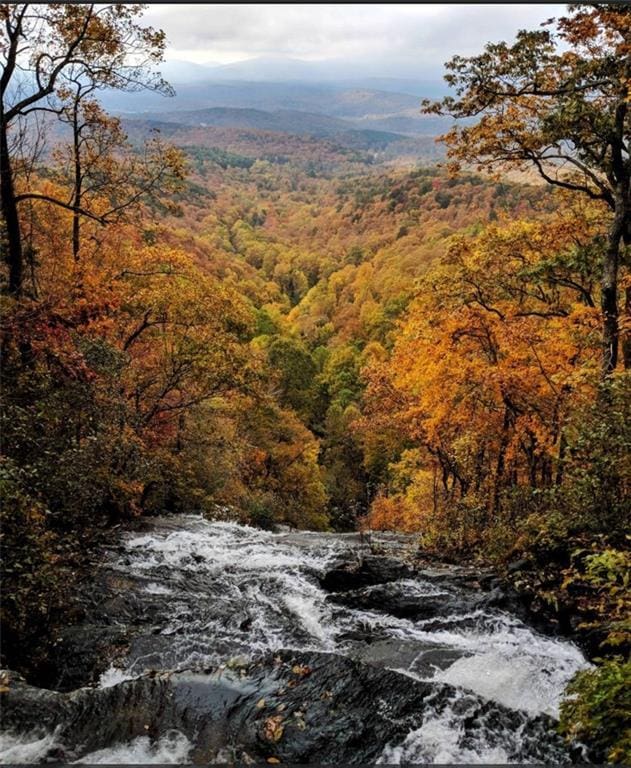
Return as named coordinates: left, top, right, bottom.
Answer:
left=0, top=459, right=73, bottom=677
left=560, top=658, right=631, bottom=763
left=559, top=374, right=631, bottom=540
left=244, top=494, right=277, bottom=531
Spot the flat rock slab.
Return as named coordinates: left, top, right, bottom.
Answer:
left=1, top=650, right=568, bottom=764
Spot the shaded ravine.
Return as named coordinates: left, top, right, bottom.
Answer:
left=0, top=515, right=591, bottom=764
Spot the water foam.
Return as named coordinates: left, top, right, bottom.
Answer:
left=98, top=665, right=139, bottom=688
left=76, top=730, right=192, bottom=764
left=434, top=643, right=585, bottom=716
left=337, top=605, right=589, bottom=717
left=0, top=730, right=60, bottom=764
left=378, top=702, right=514, bottom=764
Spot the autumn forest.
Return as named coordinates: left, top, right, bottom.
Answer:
left=1, top=3, right=630, bottom=764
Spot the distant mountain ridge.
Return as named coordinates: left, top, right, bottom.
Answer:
left=99, top=78, right=447, bottom=132
left=153, top=106, right=351, bottom=136
left=93, top=58, right=454, bottom=162
left=118, top=97, right=452, bottom=136
left=160, top=56, right=447, bottom=93
left=122, top=116, right=446, bottom=168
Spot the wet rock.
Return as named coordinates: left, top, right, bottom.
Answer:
left=473, top=585, right=526, bottom=614
left=415, top=565, right=496, bottom=590
left=507, top=558, right=531, bottom=574
left=319, top=555, right=413, bottom=592
left=46, top=625, right=130, bottom=691
left=346, top=637, right=469, bottom=677
left=478, top=572, right=503, bottom=590
left=328, top=582, right=459, bottom=619
left=407, top=647, right=470, bottom=677
left=0, top=650, right=570, bottom=765
left=39, top=570, right=147, bottom=690
left=326, top=571, right=513, bottom=622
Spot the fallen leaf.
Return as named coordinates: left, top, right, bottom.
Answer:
left=262, top=715, right=284, bottom=743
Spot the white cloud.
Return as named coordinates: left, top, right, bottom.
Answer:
left=143, top=4, right=566, bottom=77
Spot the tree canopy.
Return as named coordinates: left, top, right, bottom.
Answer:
left=423, top=4, right=631, bottom=372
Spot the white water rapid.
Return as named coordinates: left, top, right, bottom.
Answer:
left=1, top=515, right=590, bottom=764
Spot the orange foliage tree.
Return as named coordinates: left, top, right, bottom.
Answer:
left=361, top=199, right=604, bottom=547
left=423, top=5, right=631, bottom=374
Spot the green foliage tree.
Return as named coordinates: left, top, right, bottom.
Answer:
left=559, top=372, right=631, bottom=537
left=267, top=337, right=318, bottom=421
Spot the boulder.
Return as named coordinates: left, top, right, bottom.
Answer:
left=328, top=582, right=458, bottom=619
left=319, top=555, right=413, bottom=592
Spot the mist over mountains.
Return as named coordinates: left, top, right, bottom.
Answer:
left=99, top=56, right=453, bottom=160
left=157, top=56, right=448, bottom=94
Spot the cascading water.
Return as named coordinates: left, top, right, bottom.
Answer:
left=1, top=515, right=590, bottom=764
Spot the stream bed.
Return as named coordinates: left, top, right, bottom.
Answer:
left=0, top=515, right=591, bottom=764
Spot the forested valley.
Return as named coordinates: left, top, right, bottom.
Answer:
left=1, top=4, right=629, bottom=764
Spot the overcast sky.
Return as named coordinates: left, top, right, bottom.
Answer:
left=143, top=4, right=566, bottom=78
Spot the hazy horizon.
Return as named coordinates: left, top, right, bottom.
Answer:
left=145, top=4, right=566, bottom=84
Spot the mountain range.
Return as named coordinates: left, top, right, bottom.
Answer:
left=158, top=56, right=447, bottom=94
left=137, top=102, right=453, bottom=138
left=94, top=57, right=454, bottom=163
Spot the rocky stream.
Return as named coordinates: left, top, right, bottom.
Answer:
left=0, top=515, right=592, bottom=764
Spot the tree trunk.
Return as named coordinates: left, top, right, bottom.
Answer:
left=602, top=205, right=625, bottom=375
left=555, top=430, right=566, bottom=486
left=71, top=102, right=82, bottom=263
left=623, top=284, right=631, bottom=370
left=72, top=204, right=81, bottom=264
left=493, top=404, right=512, bottom=513
left=0, top=107, right=23, bottom=296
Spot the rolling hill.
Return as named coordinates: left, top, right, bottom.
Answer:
left=99, top=80, right=453, bottom=138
